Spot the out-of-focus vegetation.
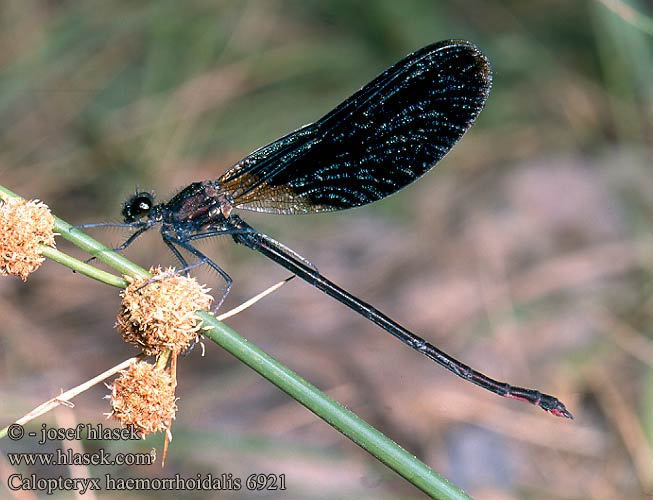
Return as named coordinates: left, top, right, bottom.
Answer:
left=1, top=1, right=652, bottom=498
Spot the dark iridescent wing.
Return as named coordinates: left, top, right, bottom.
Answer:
left=217, top=40, right=492, bottom=214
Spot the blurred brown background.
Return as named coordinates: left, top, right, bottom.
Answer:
left=1, top=1, right=652, bottom=498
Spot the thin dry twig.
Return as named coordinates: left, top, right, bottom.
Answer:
left=216, top=275, right=294, bottom=321
left=14, top=357, right=141, bottom=426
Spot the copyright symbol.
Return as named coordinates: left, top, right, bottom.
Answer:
left=7, top=424, right=24, bottom=440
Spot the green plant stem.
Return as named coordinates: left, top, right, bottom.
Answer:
left=1, top=184, right=471, bottom=499
left=39, top=245, right=128, bottom=288
left=0, top=184, right=142, bottom=287
left=198, top=311, right=471, bottom=500
left=53, top=216, right=150, bottom=279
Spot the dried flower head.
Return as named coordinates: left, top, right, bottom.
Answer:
left=0, top=197, right=55, bottom=280
left=108, top=360, right=177, bottom=436
left=116, top=267, right=213, bottom=355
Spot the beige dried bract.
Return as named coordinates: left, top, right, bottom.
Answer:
left=0, top=197, right=55, bottom=280
left=117, top=267, right=213, bottom=355
left=109, top=360, right=177, bottom=436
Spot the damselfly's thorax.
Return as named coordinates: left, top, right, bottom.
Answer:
left=164, top=180, right=232, bottom=226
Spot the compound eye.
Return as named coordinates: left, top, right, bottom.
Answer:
left=122, top=191, right=155, bottom=223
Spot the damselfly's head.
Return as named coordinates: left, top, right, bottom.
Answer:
left=122, top=191, right=156, bottom=223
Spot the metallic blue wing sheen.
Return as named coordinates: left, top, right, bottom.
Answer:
left=217, top=40, right=492, bottom=214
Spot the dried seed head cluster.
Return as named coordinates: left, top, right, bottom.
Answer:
left=0, top=197, right=55, bottom=280
left=116, top=267, right=213, bottom=355
left=108, top=360, right=177, bottom=436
